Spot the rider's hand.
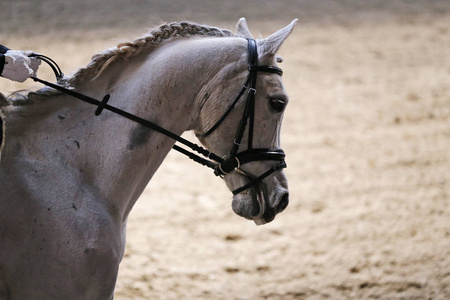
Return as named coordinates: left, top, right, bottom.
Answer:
left=2, top=50, right=41, bottom=82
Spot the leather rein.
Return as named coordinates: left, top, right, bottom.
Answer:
left=30, top=38, right=287, bottom=195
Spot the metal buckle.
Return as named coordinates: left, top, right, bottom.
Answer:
left=218, top=156, right=241, bottom=175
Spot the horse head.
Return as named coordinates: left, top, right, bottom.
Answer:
left=196, top=19, right=297, bottom=225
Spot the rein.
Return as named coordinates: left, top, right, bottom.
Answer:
left=30, top=39, right=286, bottom=195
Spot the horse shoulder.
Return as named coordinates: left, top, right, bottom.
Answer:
left=0, top=164, right=123, bottom=299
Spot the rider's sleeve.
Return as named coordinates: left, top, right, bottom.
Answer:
left=0, top=45, right=9, bottom=75
left=0, top=45, right=10, bottom=76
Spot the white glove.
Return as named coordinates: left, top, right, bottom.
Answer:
left=2, top=50, right=41, bottom=82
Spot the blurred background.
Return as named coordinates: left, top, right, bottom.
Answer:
left=1, top=1, right=449, bottom=299
left=3, top=0, right=449, bottom=33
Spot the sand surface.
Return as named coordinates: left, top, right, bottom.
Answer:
left=1, top=1, right=449, bottom=299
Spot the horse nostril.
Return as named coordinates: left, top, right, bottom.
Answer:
left=276, top=193, right=289, bottom=213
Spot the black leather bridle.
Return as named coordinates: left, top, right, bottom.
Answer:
left=30, top=38, right=287, bottom=195
left=199, top=39, right=287, bottom=194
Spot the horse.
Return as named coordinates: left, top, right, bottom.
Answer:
left=0, top=18, right=296, bottom=299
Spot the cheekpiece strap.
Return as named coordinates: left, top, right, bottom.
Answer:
left=247, top=38, right=259, bottom=66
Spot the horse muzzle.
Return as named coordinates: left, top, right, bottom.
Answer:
left=226, top=151, right=289, bottom=225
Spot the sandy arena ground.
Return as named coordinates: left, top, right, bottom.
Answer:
left=1, top=1, right=449, bottom=299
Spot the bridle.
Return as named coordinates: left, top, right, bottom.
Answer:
left=198, top=39, right=286, bottom=194
left=30, top=38, right=287, bottom=195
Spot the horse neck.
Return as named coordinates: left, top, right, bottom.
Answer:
left=9, top=37, right=242, bottom=221
left=71, top=42, right=211, bottom=219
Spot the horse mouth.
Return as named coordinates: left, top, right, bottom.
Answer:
left=253, top=191, right=289, bottom=225
left=231, top=185, right=289, bottom=225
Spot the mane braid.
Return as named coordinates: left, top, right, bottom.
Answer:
left=67, top=21, right=235, bottom=85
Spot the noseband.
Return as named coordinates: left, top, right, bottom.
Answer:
left=31, top=39, right=287, bottom=195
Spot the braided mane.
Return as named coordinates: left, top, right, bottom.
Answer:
left=67, top=21, right=235, bottom=85
left=0, top=21, right=235, bottom=105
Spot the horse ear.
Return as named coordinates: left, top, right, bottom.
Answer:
left=258, top=19, right=298, bottom=61
left=235, top=18, right=254, bottom=39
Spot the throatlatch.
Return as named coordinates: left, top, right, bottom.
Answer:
left=31, top=39, right=287, bottom=195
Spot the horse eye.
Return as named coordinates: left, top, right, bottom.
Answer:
left=269, top=98, right=286, bottom=112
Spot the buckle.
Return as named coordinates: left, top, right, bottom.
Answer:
left=217, top=156, right=241, bottom=176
